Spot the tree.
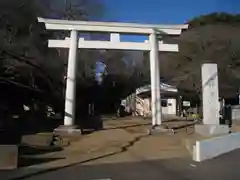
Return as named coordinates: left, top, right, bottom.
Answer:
left=38, top=0, right=105, bottom=20
left=0, top=0, right=106, bottom=115
left=161, top=13, right=240, bottom=99
left=189, top=12, right=240, bottom=28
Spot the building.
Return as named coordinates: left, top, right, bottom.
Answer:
left=121, top=83, right=178, bottom=117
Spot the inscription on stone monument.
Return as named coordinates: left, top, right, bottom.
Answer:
left=202, top=63, right=219, bottom=125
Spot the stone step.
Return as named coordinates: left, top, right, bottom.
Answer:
left=0, top=145, right=18, bottom=170
left=21, top=133, right=54, bottom=147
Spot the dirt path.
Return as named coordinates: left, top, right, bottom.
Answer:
left=0, top=117, right=194, bottom=180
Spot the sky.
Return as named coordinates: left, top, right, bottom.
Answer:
left=103, top=0, right=239, bottom=24
left=95, top=0, right=240, bottom=82
left=98, top=0, right=240, bottom=42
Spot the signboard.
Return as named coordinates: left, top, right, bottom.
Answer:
left=183, top=101, right=191, bottom=107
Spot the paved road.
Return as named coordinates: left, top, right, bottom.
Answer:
left=6, top=149, right=240, bottom=180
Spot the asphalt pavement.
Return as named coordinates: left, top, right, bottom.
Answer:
left=7, top=149, right=240, bottom=180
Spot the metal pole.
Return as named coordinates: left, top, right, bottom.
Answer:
left=64, top=30, right=78, bottom=126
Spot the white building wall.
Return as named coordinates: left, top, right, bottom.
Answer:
left=132, top=97, right=177, bottom=117
left=167, top=99, right=177, bottom=115
left=121, top=83, right=178, bottom=117
left=162, top=107, right=169, bottom=115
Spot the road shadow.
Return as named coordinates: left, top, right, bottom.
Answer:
left=102, top=123, right=150, bottom=131
left=9, top=156, right=194, bottom=180
left=19, top=145, right=62, bottom=156
left=17, top=144, right=64, bottom=168
left=164, top=119, right=194, bottom=122
left=75, top=114, right=103, bottom=135
left=0, top=115, right=62, bottom=146
left=10, top=149, right=240, bottom=180
left=18, top=157, right=64, bottom=168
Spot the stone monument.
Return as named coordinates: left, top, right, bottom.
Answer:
left=195, top=63, right=229, bottom=136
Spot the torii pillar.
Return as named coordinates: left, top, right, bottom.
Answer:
left=64, top=30, right=78, bottom=128
left=56, top=29, right=81, bottom=133
left=149, top=30, right=162, bottom=126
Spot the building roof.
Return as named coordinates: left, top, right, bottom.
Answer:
left=136, top=83, right=178, bottom=95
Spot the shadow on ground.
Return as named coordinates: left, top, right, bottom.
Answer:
left=18, top=157, right=64, bottom=168
left=16, top=158, right=192, bottom=180
left=18, top=145, right=64, bottom=168
left=19, top=145, right=62, bottom=156
left=75, top=114, right=103, bottom=135
left=102, top=123, right=150, bottom=131
left=8, top=149, right=240, bottom=180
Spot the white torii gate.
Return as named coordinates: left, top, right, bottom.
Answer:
left=38, top=17, right=188, bottom=132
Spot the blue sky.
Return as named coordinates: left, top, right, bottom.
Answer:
left=103, top=0, right=239, bottom=24
left=95, top=0, right=239, bottom=81
left=99, top=0, right=239, bottom=42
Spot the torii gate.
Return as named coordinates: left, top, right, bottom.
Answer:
left=38, top=17, right=188, bottom=133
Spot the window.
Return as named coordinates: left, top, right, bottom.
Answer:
left=161, top=100, right=167, bottom=107
left=149, top=99, right=168, bottom=109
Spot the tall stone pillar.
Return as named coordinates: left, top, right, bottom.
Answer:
left=202, top=63, right=220, bottom=125
left=195, top=63, right=229, bottom=136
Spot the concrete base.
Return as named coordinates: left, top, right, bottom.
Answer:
left=193, top=132, right=240, bottom=162
left=195, top=124, right=229, bottom=136
left=21, top=134, right=54, bottom=147
left=54, top=125, right=82, bottom=135
left=148, top=125, right=175, bottom=135
left=0, top=145, right=18, bottom=170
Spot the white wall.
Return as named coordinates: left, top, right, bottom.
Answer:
left=162, top=106, right=168, bottom=115
left=167, top=99, right=177, bottom=115
left=141, top=97, right=176, bottom=116
left=194, top=132, right=240, bottom=162
left=122, top=94, right=177, bottom=117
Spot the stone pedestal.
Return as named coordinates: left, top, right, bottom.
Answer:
left=0, top=145, right=18, bottom=170
left=195, top=124, right=229, bottom=136
left=148, top=125, right=174, bottom=135
left=54, top=125, right=82, bottom=136
left=21, top=134, right=54, bottom=147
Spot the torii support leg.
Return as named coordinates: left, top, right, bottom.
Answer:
left=55, top=30, right=81, bottom=134
left=149, top=31, right=162, bottom=127
left=64, top=30, right=78, bottom=127
left=149, top=31, right=174, bottom=135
